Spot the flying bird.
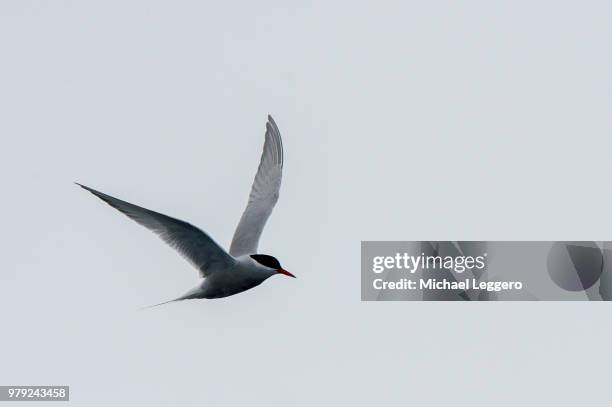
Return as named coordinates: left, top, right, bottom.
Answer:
left=77, top=115, right=294, bottom=306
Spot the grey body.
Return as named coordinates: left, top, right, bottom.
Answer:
left=77, top=115, right=287, bottom=305
left=192, top=256, right=277, bottom=299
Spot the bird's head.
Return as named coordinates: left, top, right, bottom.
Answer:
left=250, top=254, right=295, bottom=278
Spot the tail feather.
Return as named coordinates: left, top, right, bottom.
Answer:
left=140, top=287, right=203, bottom=309
left=140, top=298, right=181, bottom=309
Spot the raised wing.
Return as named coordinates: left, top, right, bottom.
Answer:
left=229, top=115, right=283, bottom=257
left=77, top=183, right=235, bottom=277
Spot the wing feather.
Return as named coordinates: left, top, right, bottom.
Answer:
left=229, top=115, right=284, bottom=257
left=77, top=183, right=235, bottom=277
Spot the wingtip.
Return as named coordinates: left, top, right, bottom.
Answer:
left=75, top=183, right=100, bottom=197
left=266, top=115, right=280, bottom=134
left=75, top=182, right=90, bottom=191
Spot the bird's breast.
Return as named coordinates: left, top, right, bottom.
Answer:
left=200, top=265, right=271, bottom=299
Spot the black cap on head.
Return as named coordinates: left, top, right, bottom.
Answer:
left=250, top=254, right=281, bottom=269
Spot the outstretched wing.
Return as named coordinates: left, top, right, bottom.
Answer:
left=229, top=115, right=283, bottom=257
left=77, top=183, right=235, bottom=277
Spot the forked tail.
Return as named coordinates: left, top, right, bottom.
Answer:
left=140, top=298, right=182, bottom=309
left=140, top=287, right=203, bottom=309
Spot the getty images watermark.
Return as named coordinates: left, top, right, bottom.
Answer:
left=362, top=241, right=612, bottom=301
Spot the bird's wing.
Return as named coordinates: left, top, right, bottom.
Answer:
left=77, top=183, right=236, bottom=277
left=229, top=115, right=283, bottom=257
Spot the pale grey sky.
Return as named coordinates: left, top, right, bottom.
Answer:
left=1, top=1, right=612, bottom=406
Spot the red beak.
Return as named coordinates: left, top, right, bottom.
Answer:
left=277, top=268, right=296, bottom=278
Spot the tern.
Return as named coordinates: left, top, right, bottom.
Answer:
left=77, top=115, right=294, bottom=305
